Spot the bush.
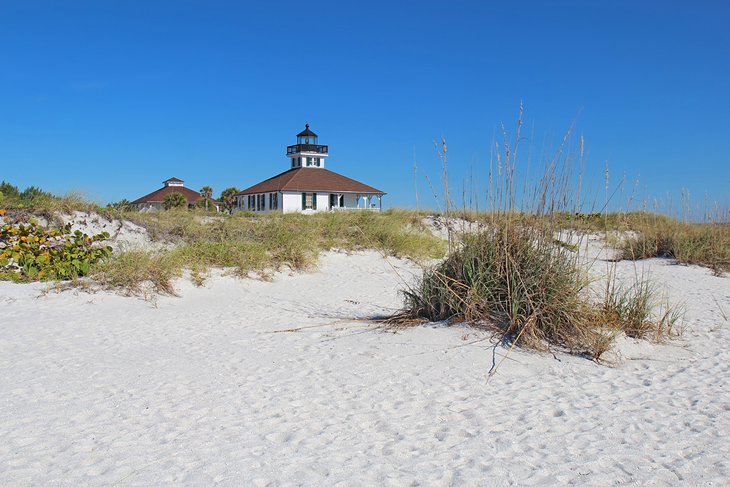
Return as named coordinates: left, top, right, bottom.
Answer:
left=0, top=217, right=112, bottom=281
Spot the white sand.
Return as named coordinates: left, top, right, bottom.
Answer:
left=62, top=211, right=165, bottom=253
left=1, top=246, right=729, bottom=485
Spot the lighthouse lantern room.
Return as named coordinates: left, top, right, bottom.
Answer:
left=286, top=124, right=329, bottom=169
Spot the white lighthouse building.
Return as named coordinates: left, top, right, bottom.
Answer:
left=235, top=125, right=385, bottom=213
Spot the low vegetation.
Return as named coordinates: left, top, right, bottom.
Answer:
left=0, top=181, right=96, bottom=217
left=0, top=212, right=112, bottom=281
left=618, top=219, right=729, bottom=275
left=0, top=181, right=445, bottom=293
left=92, top=209, right=445, bottom=294
left=396, top=220, right=678, bottom=359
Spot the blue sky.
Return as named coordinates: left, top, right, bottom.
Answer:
left=1, top=1, right=728, bottom=214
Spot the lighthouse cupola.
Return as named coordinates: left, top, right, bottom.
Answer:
left=287, top=124, right=329, bottom=169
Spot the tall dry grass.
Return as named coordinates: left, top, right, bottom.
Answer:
left=618, top=219, right=729, bottom=275
left=394, top=107, right=679, bottom=359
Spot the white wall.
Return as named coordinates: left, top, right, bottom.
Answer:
left=235, top=192, right=284, bottom=214
left=240, top=192, right=382, bottom=214
left=281, top=192, right=331, bottom=213
left=282, top=192, right=302, bottom=214
left=316, top=193, right=328, bottom=211
left=288, top=153, right=328, bottom=169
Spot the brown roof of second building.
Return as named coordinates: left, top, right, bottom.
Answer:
left=237, top=168, right=385, bottom=195
left=131, top=185, right=205, bottom=205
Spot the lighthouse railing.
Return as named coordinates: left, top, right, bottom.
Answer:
left=286, top=144, right=329, bottom=155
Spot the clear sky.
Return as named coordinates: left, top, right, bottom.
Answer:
left=1, top=0, right=728, bottom=214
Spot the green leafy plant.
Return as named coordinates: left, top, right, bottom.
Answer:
left=0, top=218, right=113, bottom=281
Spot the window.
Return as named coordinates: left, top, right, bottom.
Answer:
left=314, top=157, right=320, bottom=167
left=269, top=192, right=278, bottom=210
left=257, top=194, right=264, bottom=211
left=302, top=192, right=317, bottom=210
left=248, top=195, right=254, bottom=210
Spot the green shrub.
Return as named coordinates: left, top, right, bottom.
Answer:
left=163, top=192, right=188, bottom=210
left=0, top=218, right=112, bottom=281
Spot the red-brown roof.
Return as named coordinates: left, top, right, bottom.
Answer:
left=131, top=185, right=204, bottom=205
left=163, top=177, right=184, bottom=183
left=237, top=168, right=385, bottom=195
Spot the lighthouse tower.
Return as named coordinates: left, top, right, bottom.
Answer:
left=286, top=124, right=329, bottom=169
left=235, top=124, right=384, bottom=214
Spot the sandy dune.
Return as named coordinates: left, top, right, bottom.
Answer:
left=1, top=248, right=728, bottom=486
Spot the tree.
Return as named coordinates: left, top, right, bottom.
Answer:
left=219, top=187, right=239, bottom=214
left=163, top=192, right=187, bottom=210
left=200, top=185, right=213, bottom=212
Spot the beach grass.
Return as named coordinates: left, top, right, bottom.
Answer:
left=92, top=209, right=446, bottom=294
left=618, top=219, right=729, bottom=275
left=397, top=219, right=678, bottom=359
left=391, top=109, right=682, bottom=359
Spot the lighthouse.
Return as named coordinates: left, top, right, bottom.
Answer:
left=287, top=124, right=329, bottom=169
left=235, top=124, right=385, bottom=214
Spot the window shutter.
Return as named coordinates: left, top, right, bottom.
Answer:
left=312, top=192, right=317, bottom=210
left=302, top=192, right=306, bottom=210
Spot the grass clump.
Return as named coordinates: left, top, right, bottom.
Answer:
left=600, top=278, right=679, bottom=340
left=91, top=251, right=184, bottom=295
left=619, top=220, right=730, bottom=275
left=403, top=223, right=593, bottom=351
left=399, top=221, right=677, bottom=359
